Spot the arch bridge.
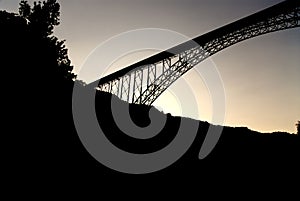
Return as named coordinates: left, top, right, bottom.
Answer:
left=93, top=0, right=299, bottom=105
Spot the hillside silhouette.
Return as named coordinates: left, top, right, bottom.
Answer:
left=1, top=1, right=299, bottom=184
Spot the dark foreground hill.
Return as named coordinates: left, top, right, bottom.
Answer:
left=22, top=85, right=297, bottom=179
left=7, top=83, right=298, bottom=183
left=94, top=90, right=300, bottom=174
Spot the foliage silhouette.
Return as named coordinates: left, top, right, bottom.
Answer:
left=296, top=121, right=300, bottom=135
left=1, top=0, right=76, bottom=83
left=19, top=0, right=60, bottom=38
left=1, top=1, right=77, bottom=184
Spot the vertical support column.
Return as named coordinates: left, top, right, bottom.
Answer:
left=109, top=81, right=113, bottom=93
left=154, top=64, right=157, bottom=81
left=98, top=84, right=103, bottom=91
left=163, top=58, right=171, bottom=73
left=147, top=65, right=150, bottom=87
left=139, top=70, right=143, bottom=104
left=117, top=78, right=120, bottom=98
left=104, top=83, right=110, bottom=92
left=132, top=71, right=137, bottom=103
left=120, top=76, right=124, bottom=100
left=127, top=74, right=131, bottom=103
left=120, top=75, right=131, bottom=102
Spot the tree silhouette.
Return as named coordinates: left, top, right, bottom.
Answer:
left=17, top=0, right=75, bottom=81
left=296, top=121, right=300, bottom=135
left=19, top=0, right=60, bottom=37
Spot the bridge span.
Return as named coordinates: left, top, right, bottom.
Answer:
left=92, top=0, right=299, bottom=105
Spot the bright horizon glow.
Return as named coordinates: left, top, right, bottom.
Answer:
left=153, top=89, right=183, bottom=117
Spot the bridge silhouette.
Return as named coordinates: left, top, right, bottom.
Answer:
left=91, top=0, right=299, bottom=105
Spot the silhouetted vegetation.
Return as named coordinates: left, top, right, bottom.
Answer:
left=2, top=1, right=299, bottom=185
left=296, top=121, right=300, bottom=135
left=1, top=0, right=75, bottom=86
left=1, top=1, right=78, bottom=183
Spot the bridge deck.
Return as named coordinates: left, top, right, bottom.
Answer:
left=95, top=0, right=299, bottom=86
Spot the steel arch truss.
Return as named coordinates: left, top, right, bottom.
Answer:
left=98, top=1, right=300, bottom=105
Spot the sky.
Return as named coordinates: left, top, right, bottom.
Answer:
left=1, top=0, right=299, bottom=133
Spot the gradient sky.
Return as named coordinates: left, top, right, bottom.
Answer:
left=1, top=0, right=299, bottom=133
